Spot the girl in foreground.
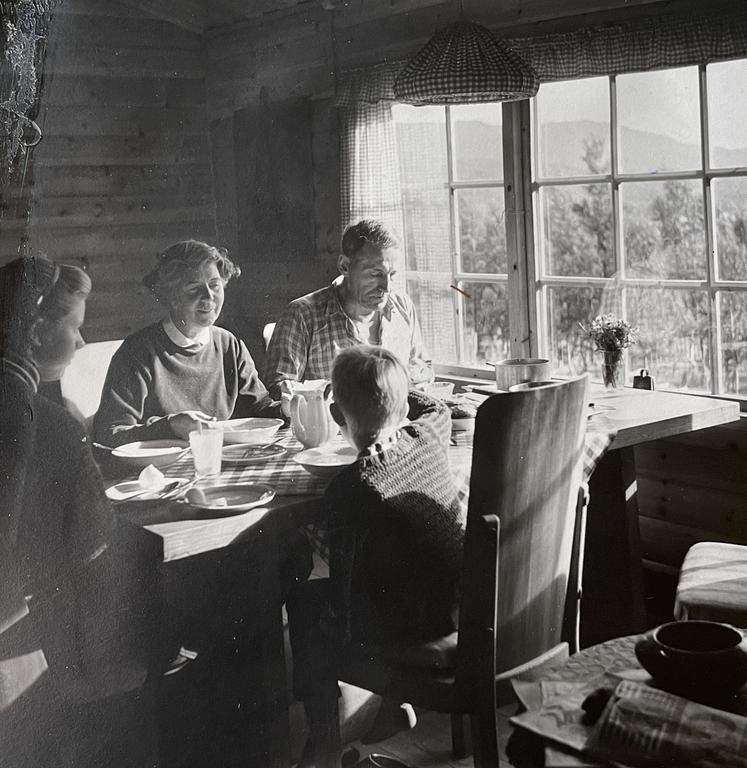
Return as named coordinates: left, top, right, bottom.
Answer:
left=0, top=256, right=163, bottom=766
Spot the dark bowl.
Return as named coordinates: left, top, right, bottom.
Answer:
left=635, top=620, right=747, bottom=702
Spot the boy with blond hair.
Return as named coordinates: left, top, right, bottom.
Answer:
left=288, top=345, right=464, bottom=766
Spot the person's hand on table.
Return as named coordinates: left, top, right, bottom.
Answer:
left=167, top=411, right=217, bottom=439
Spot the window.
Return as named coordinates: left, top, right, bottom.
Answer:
left=392, top=58, right=747, bottom=397
left=392, top=103, right=508, bottom=368
left=535, top=61, right=747, bottom=396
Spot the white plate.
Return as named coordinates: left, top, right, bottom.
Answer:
left=214, top=418, right=284, bottom=445
left=222, top=443, right=287, bottom=465
left=106, top=477, right=189, bottom=502
left=293, top=444, right=359, bottom=478
left=182, top=483, right=275, bottom=514
left=111, top=440, right=189, bottom=468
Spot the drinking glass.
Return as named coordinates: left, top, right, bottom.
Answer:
left=189, top=429, right=223, bottom=478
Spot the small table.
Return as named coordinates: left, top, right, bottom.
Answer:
left=508, top=631, right=747, bottom=767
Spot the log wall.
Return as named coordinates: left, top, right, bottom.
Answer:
left=636, top=416, right=747, bottom=573
left=0, top=0, right=217, bottom=342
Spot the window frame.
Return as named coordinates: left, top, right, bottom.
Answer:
left=531, top=64, right=747, bottom=399
left=401, top=63, right=747, bottom=400
left=430, top=100, right=537, bottom=381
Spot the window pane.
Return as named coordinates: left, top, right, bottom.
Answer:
left=395, top=104, right=451, bottom=275
left=394, top=104, right=448, bottom=185
left=545, top=286, right=605, bottom=377
left=719, top=291, right=747, bottom=396
left=451, top=104, right=503, bottom=181
left=627, top=287, right=711, bottom=393
left=460, top=281, right=509, bottom=365
left=708, top=60, right=747, bottom=169
left=622, top=180, right=706, bottom=279
left=538, top=185, right=613, bottom=277
left=617, top=67, right=700, bottom=174
left=456, top=188, right=506, bottom=273
left=713, top=177, right=747, bottom=281
left=535, top=77, right=610, bottom=178
left=406, top=274, right=457, bottom=362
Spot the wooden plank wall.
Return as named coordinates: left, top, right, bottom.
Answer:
left=2, top=0, right=218, bottom=342
left=636, top=416, right=747, bottom=573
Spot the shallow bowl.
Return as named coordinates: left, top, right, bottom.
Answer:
left=111, top=439, right=189, bottom=468
left=215, top=417, right=284, bottom=445
left=293, top=444, right=358, bottom=479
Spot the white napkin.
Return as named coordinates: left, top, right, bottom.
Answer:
left=138, top=464, right=166, bottom=491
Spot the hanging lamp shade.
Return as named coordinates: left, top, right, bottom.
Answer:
left=393, top=20, right=539, bottom=105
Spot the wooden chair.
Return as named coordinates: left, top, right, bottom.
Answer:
left=321, top=375, right=590, bottom=767
left=675, top=541, right=747, bottom=626
left=263, top=322, right=276, bottom=352
left=59, top=339, right=122, bottom=433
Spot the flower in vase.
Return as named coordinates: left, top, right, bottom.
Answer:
left=579, top=314, right=638, bottom=389
left=579, top=313, right=639, bottom=352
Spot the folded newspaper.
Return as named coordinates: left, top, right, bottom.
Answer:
left=511, top=675, right=747, bottom=767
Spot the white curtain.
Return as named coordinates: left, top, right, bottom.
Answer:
left=337, top=64, right=405, bottom=266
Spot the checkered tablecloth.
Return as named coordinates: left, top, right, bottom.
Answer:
left=157, top=425, right=616, bottom=569
left=161, top=424, right=615, bottom=500
left=160, top=429, right=331, bottom=496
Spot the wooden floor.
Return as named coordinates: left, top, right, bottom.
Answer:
left=288, top=692, right=518, bottom=768
left=285, top=568, right=677, bottom=768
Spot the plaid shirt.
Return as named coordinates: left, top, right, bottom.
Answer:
left=263, top=276, right=429, bottom=399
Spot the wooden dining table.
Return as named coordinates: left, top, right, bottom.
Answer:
left=577, top=386, right=740, bottom=647
left=111, top=384, right=739, bottom=767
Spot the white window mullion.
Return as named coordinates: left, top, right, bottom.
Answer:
left=444, top=106, right=464, bottom=364
left=700, top=65, right=721, bottom=395
left=503, top=99, right=535, bottom=358
left=610, top=75, right=624, bottom=284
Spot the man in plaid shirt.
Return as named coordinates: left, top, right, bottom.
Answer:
left=263, top=219, right=433, bottom=399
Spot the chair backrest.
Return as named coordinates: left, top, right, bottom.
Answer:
left=59, top=339, right=123, bottom=433
left=456, top=375, right=589, bottom=690
left=262, top=322, right=276, bottom=352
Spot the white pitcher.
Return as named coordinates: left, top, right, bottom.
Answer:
left=289, top=380, right=337, bottom=448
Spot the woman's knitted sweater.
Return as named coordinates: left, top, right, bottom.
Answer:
left=94, top=321, right=280, bottom=446
left=325, top=391, right=465, bottom=644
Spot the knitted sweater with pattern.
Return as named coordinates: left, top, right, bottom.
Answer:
left=325, top=391, right=465, bottom=644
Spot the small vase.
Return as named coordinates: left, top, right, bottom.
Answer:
left=601, top=349, right=623, bottom=390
